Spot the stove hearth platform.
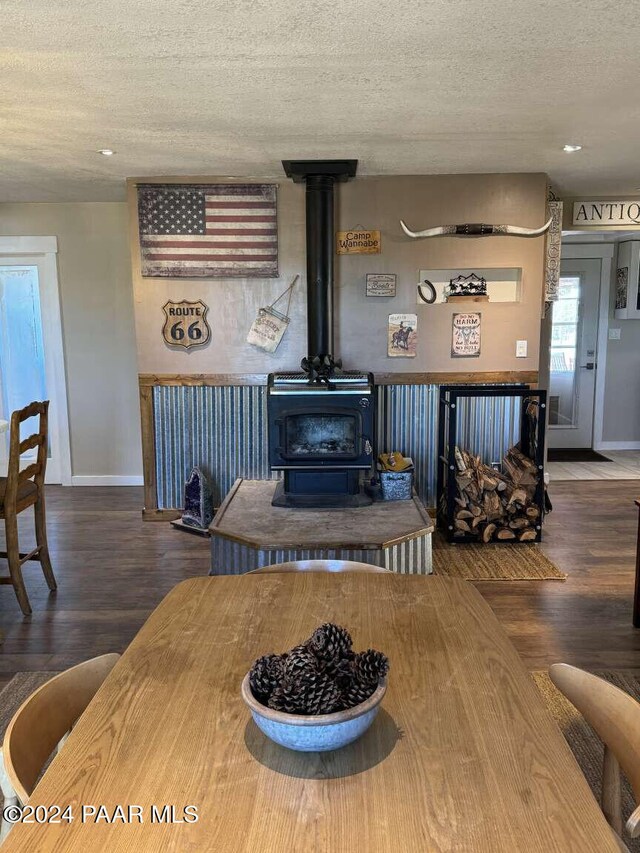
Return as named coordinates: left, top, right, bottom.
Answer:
left=209, top=479, right=434, bottom=575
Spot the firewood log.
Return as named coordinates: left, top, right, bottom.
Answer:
left=496, top=528, right=516, bottom=540
left=481, top=475, right=499, bottom=491
left=483, top=491, right=504, bottom=521
left=482, top=523, right=497, bottom=543
left=508, top=517, right=530, bottom=530
left=510, top=445, right=538, bottom=471
left=506, top=488, right=528, bottom=509
left=456, top=474, right=473, bottom=492
left=454, top=446, right=466, bottom=472
left=456, top=509, right=474, bottom=520
left=470, top=503, right=483, bottom=517
left=518, top=529, right=537, bottom=541
left=525, top=506, right=540, bottom=519
left=471, top=513, right=487, bottom=529
left=455, top=519, right=472, bottom=533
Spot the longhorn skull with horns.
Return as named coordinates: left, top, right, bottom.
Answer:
left=400, top=218, right=552, bottom=239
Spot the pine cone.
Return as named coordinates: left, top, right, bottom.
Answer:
left=341, top=678, right=377, bottom=709
left=283, top=644, right=319, bottom=679
left=326, top=654, right=355, bottom=687
left=267, top=686, right=285, bottom=711
left=249, top=653, right=286, bottom=703
left=277, top=672, right=342, bottom=715
left=352, top=649, right=389, bottom=686
left=307, top=623, right=353, bottom=663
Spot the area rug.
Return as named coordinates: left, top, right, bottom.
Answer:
left=547, top=448, right=612, bottom=463
left=0, top=672, right=58, bottom=812
left=533, top=669, right=640, bottom=851
left=432, top=534, right=566, bottom=581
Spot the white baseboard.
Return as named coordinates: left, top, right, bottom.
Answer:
left=71, top=475, right=144, bottom=486
left=595, top=441, right=640, bottom=451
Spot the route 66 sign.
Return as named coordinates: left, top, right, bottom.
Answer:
left=162, top=300, right=211, bottom=349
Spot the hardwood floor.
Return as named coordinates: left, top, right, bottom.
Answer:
left=1, top=481, right=639, bottom=688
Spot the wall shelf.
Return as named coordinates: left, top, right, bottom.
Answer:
left=417, top=268, right=522, bottom=305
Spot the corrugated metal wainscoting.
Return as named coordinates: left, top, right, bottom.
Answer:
left=153, top=384, right=521, bottom=510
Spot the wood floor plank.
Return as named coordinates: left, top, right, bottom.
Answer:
left=0, top=482, right=639, bottom=682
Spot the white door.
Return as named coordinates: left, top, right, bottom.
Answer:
left=0, top=244, right=71, bottom=484
left=547, top=257, right=601, bottom=449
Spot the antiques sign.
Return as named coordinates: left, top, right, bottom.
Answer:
left=573, top=200, right=640, bottom=226
left=138, top=183, right=278, bottom=278
left=452, top=312, right=481, bottom=358
left=162, top=300, right=211, bottom=349
left=388, top=313, right=417, bottom=358
left=336, top=230, right=381, bottom=255
left=366, top=273, right=396, bottom=297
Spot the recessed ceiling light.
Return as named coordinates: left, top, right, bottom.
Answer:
left=97, top=148, right=115, bottom=156
left=563, top=144, right=582, bottom=153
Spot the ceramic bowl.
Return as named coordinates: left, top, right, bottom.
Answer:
left=241, top=673, right=387, bottom=752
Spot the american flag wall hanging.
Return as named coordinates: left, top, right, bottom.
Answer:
left=137, top=183, right=278, bottom=278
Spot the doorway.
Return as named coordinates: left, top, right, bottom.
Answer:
left=0, top=238, right=71, bottom=484
left=547, top=257, right=602, bottom=450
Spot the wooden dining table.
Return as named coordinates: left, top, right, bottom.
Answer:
left=2, top=574, right=620, bottom=852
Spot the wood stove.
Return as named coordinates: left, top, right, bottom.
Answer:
left=268, top=159, right=374, bottom=508
left=268, top=371, right=374, bottom=507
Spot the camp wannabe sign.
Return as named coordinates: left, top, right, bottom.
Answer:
left=572, top=200, right=640, bottom=226
left=336, top=229, right=381, bottom=255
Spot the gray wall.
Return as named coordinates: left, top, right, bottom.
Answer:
left=131, top=173, right=548, bottom=375
left=0, top=202, right=142, bottom=478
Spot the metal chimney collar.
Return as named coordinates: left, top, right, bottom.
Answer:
left=282, top=160, right=358, bottom=182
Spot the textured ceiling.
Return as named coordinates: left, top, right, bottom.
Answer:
left=2, top=0, right=639, bottom=202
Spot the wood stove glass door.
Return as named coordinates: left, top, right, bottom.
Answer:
left=282, top=410, right=359, bottom=460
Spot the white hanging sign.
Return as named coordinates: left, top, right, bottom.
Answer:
left=572, top=201, right=640, bottom=226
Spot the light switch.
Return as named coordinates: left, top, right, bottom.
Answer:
left=609, top=328, right=621, bottom=340
left=516, top=340, right=528, bottom=358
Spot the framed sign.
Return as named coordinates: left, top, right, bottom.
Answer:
left=336, top=230, right=381, bottom=255
left=616, top=267, right=629, bottom=309
left=452, top=312, right=481, bottom=358
left=388, top=313, right=417, bottom=358
left=366, top=273, right=396, bottom=297
left=162, top=300, right=211, bottom=349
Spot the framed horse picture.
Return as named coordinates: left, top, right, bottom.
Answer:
left=388, top=313, right=417, bottom=358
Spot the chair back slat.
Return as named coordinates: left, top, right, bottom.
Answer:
left=5, top=402, right=49, bottom=509
left=17, top=464, right=40, bottom=484
left=2, top=654, right=120, bottom=804
left=549, top=663, right=640, bottom=839
left=19, top=434, right=41, bottom=454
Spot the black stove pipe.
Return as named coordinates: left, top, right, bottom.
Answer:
left=282, top=160, right=357, bottom=381
left=305, top=174, right=335, bottom=367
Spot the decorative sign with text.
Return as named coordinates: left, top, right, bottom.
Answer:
left=366, top=273, right=396, bottom=297
left=162, top=300, right=211, bottom=349
left=336, top=230, right=381, bottom=255
left=452, top=312, right=481, bottom=358
left=573, top=200, right=640, bottom=226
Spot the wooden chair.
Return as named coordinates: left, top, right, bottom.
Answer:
left=2, top=654, right=120, bottom=807
left=549, top=663, right=640, bottom=851
left=248, top=559, right=391, bottom=574
left=0, top=401, right=56, bottom=615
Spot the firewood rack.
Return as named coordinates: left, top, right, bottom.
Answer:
left=436, top=385, right=547, bottom=544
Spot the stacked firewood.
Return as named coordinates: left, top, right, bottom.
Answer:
left=453, top=445, right=541, bottom=543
